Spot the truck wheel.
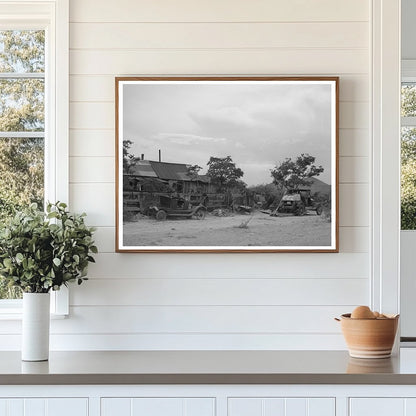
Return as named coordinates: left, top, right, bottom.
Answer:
left=296, top=204, right=306, bottom=216
left=156, top=210, right=167, bottom=221
left=194, top=209, right=206, bottom=220
left=316, top=206, right=323, bottom=215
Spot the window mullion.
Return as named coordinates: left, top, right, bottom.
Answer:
left=402, top=117, right=416, bottom=127
left=0, top=73, right=44, bottom=79
left=0, top=132, right=45, bottom=138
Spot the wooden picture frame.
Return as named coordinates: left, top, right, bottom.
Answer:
left=115, top=76, right=339, bottom=253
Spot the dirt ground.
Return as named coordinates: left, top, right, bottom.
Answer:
left=123, top=210, right=331, bottom=247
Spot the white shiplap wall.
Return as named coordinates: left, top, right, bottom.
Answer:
left=48, top=0, right=371, bottom=350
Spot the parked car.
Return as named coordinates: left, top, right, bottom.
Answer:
left=148, top=195, right=207, bottom=220
left=271, top=189, right=322, bottom=216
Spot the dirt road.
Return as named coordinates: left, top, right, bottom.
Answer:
left=123, top=211, right=331, bottom=247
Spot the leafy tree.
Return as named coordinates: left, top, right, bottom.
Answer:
left=270, top=153, right=324, bottom=191
left=401, top=159, right=416, bottom=229
left=186, top=164, right=202, bottom=180
left=123, top=139, right=137, bottom=174
left=248, top=183, right=284, bottom=209
left=402, top=128, right=416, bottom=165
left=206, top=156, right=244, bottom=191
left=0, top=138, right=44, bottom=220
left=401, top=84, right=416, bottom=229
left=402, top=84, right=416, bottom=117
left=401, top=127, right=416, bottom=229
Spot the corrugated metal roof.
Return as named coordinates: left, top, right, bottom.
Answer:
left=129, top=160, right=158, bottom=178
left=150, top=161, right=189, bottom=181
left=128, top=159, right=210, bottom=183
left=197, top=174, right=210, bottom=183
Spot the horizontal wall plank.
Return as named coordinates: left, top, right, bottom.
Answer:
left=86, top=252, right=369, bottom=279
left=68, top=156, right=367, bottom=184
left=70, top=76, right=115, bottom=102
left=339, top=183, right=369, bottom=227
left=70, top=103, right=113, bottom=129
left=69, top=183, right=114, bottom=226
left=70, top=49, right=368, bottom=75
left=339, top=156, right=368, bottom=183
left=339, top=226, right=369, bottom=253
left=92, top=227, right=115, bottom=253
left=339, top=129, right=369, bottom=157
left=50, top=305, right=352, bottom=334
left=71, top=278, right=367, bottom=306
left=0, top=306, right=352, bottom=335
left=339, top=102, right=369, bottom=129
left=339, top=76, right=369, bottom=102
left=69, top=0, right=369, bottom=23
left=70, top=102, right=368, bottom=130
left=70, top=22, right=368, bottom=50
left=70, top=157, right=114, bottom=183
left=70, top=75, right=369, bottom=103
left=69, top=130, right=115, bottom=157
left=0, top=333, right=347, bottom=351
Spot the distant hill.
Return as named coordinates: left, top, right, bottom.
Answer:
left=309, top=177, right=331, bottom=196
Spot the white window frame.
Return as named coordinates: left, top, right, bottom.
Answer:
left=0, top=0, right=69, bottom=317
left=371, top=0, right=401, bottom=322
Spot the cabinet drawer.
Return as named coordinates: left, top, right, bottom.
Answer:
left=0, top=398, right=88, bottom=416
left=101, top=397, right=215, bottom=416
left=228, top=397, right=335, bottom=416
left=350, top=398, right=416, bottom=416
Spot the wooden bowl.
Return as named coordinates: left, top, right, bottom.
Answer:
left=337, top=313, right=399, bottom=359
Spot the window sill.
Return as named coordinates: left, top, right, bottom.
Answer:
left=0, top=312, right=68, bottom=320
left=0, top=287, right=69, bottom=318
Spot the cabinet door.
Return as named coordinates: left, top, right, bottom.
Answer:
left=101, top=397, right=215, bottom=416
left=228, top=398, right=335, bottom=416
left=350, top=398, right=416, bottom=416
left=350, top=398, right=404, bottom=416
left=0, top=398, right=88, bottom=416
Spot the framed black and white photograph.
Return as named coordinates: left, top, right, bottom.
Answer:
left=115, top=77, right=339, bottom=253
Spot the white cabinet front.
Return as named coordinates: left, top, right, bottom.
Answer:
left=0, top=398, right=88, bottom=416
left=228, top=398, right=335, bottom=416
left=350, top=398, right=416, bottom=416
left=101, top=397, right=215, bottom=416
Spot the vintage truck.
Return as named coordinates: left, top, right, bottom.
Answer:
left=148, top=195, right=207, bottom=220
left=271, top=189, right=323, bottom=216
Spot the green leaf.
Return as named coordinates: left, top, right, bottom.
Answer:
left=53, top=258, right=61, bottom=266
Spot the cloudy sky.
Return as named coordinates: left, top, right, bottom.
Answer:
left=122, top=81, right=334, bottom=186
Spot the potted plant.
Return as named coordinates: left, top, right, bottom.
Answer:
left=0, top=202, right=97, bottom=361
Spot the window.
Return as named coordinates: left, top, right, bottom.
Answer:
left=401, top=64, right=416, bottom=230
left=0, top=0, right=69, bottom=314
left=0, top=30, right=45, bottom=299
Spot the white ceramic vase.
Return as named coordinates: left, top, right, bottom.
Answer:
left=22, top=292, right=50, bottom=361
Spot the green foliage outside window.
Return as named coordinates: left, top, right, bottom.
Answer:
left=0, top=30, right=45, bottom=298
left=401, top=127, right=416, bottom=230
left=401, top=83, right=416, bottom=230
